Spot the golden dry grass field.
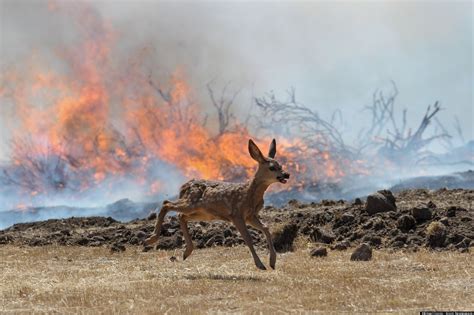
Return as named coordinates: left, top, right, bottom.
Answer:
left=1, top=245, right=473, bottom=314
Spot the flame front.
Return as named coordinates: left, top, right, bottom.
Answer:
left=0, top=2, right=366, bottom=208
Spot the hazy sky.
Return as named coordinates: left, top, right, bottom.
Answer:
left=0, top=0, right=472, bottom=158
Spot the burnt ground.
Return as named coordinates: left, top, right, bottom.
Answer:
left=0, top=188, right=472, bottom=253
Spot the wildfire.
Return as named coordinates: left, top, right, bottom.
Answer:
left=0, top=2, right=366, bottom=208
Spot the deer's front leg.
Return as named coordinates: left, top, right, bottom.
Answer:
left=232, top=216, right=266, bottom=270
left=249, top=216, right=277, bottom=269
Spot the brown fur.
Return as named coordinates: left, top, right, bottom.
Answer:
left=144, top=139, right=290, bottom=270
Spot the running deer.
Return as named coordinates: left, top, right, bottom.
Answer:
left=144, top=139, right=290, bottom=270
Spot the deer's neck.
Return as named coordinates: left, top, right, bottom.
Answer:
left=248, top=177, right=270, bottom=209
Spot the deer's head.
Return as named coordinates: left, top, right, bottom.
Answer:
left=248, top=139, right=290, bottom=185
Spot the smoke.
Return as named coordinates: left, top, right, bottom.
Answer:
left=2, top=1, right=472, bottom=146
left=0, top=0, right=472, bottom=215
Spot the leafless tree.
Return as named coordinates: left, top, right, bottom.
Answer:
left=206, top=81, right=241, bottom=135
left=360, top=82, right=450, bottom=163
left=255, top=88, right=351, bottom=156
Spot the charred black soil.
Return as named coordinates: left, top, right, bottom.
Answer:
left=1, top=188, right=472, bottom=253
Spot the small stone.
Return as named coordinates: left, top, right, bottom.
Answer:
left=311, top=227, right=336, bottom=244
left=92, top=236, right=105, bottom=242
left=332, top=240, right=350, bottom=250
left=110, top=243, right=126, bottom=253
left=76, top=237, right=91, bottom=246
left=427, top=201, right=437, bottom=209
left=446, top=206, right=457, bottom=217
left=310, top=247, right=328, bottom=257
left=455, top=238, right=471, bottom=249
left=341, top=213, right=355, bottom=224
left=394, top=234, right=407, bottom=243
left=142, top=245, right=153, bottom=252
left=223, top=228, right=233, bottom=238
left=272, top=223, right=299, bottom=252
left=391, top=241, right=405, bottom=248
left=426, top=222, right=447, bottom=248
left=407, top=236, right=423, bottom=246
left=412, top=206, right=432, bottom=222
left=350, top=243, right=372, bottom=261
left=397, top=215, right=416, bottom=232
left=439, top=217, right=449, bottom=226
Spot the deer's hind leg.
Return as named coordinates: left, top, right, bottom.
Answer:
left=144, top=199, right=196, bottom=247
left=144, top=200, right=172, bottom=246
left=178, top=214, right=194, bottom=260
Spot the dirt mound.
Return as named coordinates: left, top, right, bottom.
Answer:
left=1, top=189, right=472, bottom=252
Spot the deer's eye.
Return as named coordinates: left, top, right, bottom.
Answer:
left=269, top=166, right=276, bottom=171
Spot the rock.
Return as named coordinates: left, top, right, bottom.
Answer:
left=310, top=247, right=327, bottom=257
left=412, top=206, right=432, bottom=222
left=446, top=207, right=456, bottom=217
left=92, top=236, right=105, bottom=242
left=350, top=243, right=372, bottom=261
left=391, top=241, right=405, bottom=248
left=335, top=213, right=355, bottom=228
left=439, top=217, right=449, bottom=226
left=366, top=190, right=396, bottom=215
left=407, top=236, right=423, bottom=246
left=311, top=227, right=336, bottom=244
left=0, top=235, right=13, bottom=244
left=379, top=189, right=396, bottom=204
left=397, top=215, right=416, bottom=232
left=455, top=238, right=471, bottom=249
left=426, top=222, right=447, bottom=248
left=157, top=235, right=182, bottom=250
left=363, top=235, right=382, bottom=246
left=353, top=198, right=363, bottom=206
left=147, top=212, right=157, bottom=220
left=142, top=245, right=153, bottom=252
left=76, top=237, right=91, bottom=246
left=110, top=243, right=126, bottom=253
left=448, top=233, right=465, bottom=244
left=60, top=229, right=71, bottom=236
left=426, top=201, right=437, bottom=209
left=205, top=234, right=224, bottom=247
left=393, top=234, right=407, bottom=243
left=129, top=237, right=140, bottom=245
left=223, top=228, right=233, bottom=238
left=321, top=199, right=337, bottom=206
left=272, top=223, right=299, bottom=252
left=332, top=240, right=350, bottom=250
left=135, top=231, right=147, bottom=239
left=223, top=237, right=235, bottom=247
left=363, top=217, right=386, bottom=231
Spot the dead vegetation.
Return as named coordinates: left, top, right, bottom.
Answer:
left=1, top=245, right=473, bottom=313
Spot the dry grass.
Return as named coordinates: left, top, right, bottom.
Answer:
left=1, top=245, right=473, bottom=314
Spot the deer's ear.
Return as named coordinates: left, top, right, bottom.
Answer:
left=248, top=139, right=265, bottom=163
left=268, top=138, right=276, bottom=158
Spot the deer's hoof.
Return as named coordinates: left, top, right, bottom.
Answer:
left=256, top=263, right=267, bottom=270
left=270, top=256, right=276, bottom=269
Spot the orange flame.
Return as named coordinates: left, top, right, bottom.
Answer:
left=0, top=2, right=368, bottom=206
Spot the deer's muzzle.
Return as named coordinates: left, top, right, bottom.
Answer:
left=277, top=172, right=290, bottom=184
